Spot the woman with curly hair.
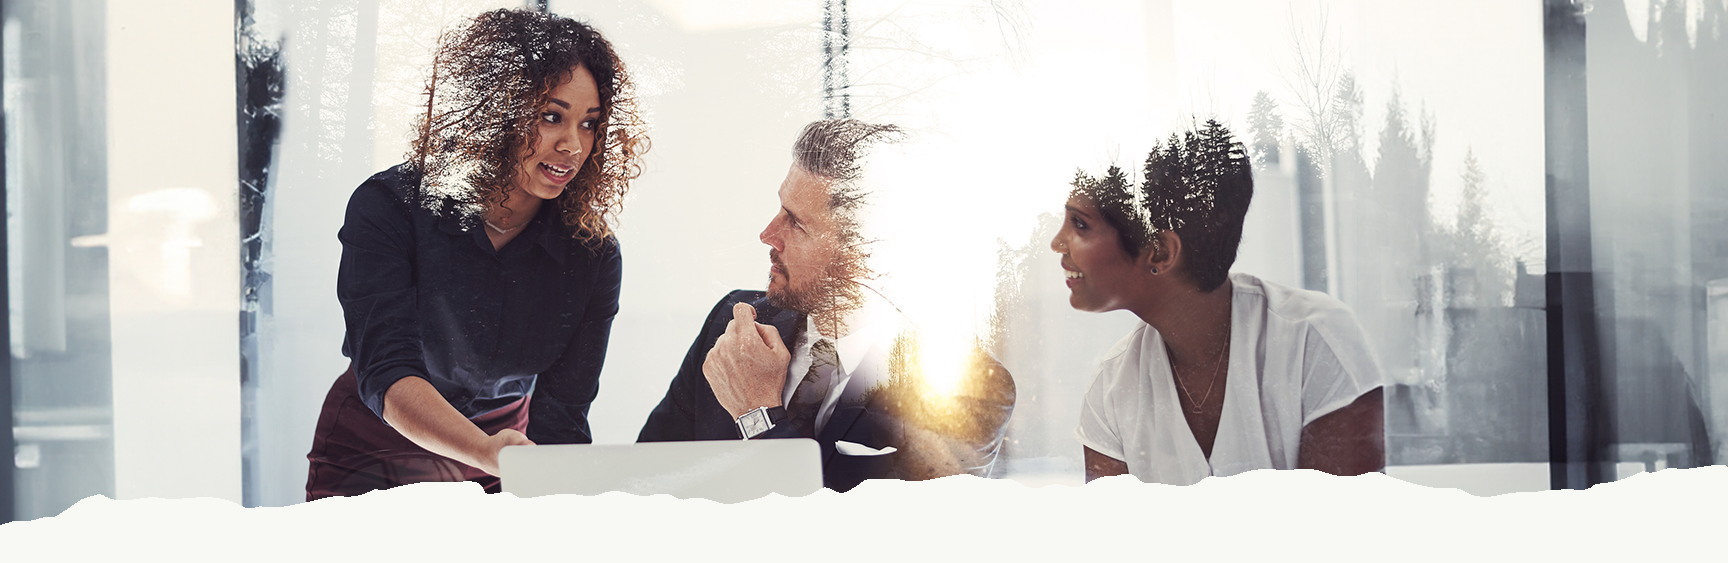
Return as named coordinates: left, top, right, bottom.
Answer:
left=305, top=8, right=647, bottom=500
left=1051, top=121, right=1383, bottom=485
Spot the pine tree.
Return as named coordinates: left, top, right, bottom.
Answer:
left=1450, top=149, right=1512, bottom=307
left=1247, top=90, right=1284, bottom=169
left=1330, top=72, right=1364, bottom=161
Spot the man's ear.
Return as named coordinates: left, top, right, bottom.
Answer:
left=1140, top=230, right=1181, bottom=275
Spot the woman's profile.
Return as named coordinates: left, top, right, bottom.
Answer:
left=1051, top=121, right=1383, bottom=484
left=304, top=8, right=647, bottom=500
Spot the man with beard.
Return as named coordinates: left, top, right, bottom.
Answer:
left=637, top=119, right=1015, bottom=491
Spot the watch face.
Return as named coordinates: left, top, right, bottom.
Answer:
left=738, top=409, right=770, bottom=438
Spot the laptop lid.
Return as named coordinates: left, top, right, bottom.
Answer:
left=499, top=438, right=823, bottom=503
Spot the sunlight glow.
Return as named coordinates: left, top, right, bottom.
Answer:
left=914, top=327, right=972, bottom=397
left=854, top=138, right=999, bottom=401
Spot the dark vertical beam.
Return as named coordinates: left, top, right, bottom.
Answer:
left=1544, top=0, right=1609, bottom=490
left=1, top=0, right=16, bottom=527
left=821, top=0, right=849, bottom=119
left=235, top=0, right=258, bottom=510
left=236, top=0, right=285, bottom=507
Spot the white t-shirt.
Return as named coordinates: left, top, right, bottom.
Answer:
left=1075, top=272, right=1384, bottom=485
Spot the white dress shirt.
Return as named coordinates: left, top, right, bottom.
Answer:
left=781, top=295, right=898, bottom=435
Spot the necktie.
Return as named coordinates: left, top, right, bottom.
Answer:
left=786, top=338, right=839, bottom=437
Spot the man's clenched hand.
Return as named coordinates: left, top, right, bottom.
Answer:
left=703, top=303, right=791, bottom=420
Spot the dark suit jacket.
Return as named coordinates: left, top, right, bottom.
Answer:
left=637, top=290, right=1015, bottom=492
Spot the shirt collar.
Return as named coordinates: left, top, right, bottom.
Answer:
left=802, top=292, right=897, bottom=374
left=432, top=198, right=570, bottom=264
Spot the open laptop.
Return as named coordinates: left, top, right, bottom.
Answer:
left=499, top=438, right=823, bottom=503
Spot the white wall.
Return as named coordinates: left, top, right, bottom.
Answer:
left=106, top=0, right=241, bottom=503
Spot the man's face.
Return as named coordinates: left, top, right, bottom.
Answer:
left=760, top=165, right=841, bottom=314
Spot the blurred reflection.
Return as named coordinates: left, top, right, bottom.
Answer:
left=1579, top=0, right=1727, bottom=474
left=5, top=0, right=116, bottom=521
left=121, top=188, right=218, bottom=300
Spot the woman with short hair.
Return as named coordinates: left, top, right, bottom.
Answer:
left=1050, top=121, right=1383, bottom=484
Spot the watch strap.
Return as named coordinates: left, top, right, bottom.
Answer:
left=736, top=405, right=788, bottom=439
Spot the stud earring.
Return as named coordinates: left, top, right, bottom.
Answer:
left=1151, top=267, right=1160, bottom=274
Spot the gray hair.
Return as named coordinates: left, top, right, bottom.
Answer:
left=790, top=119, right=904, bottom=211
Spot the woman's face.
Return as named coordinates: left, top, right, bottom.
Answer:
left=1050, top=194, right=1145, bottom=313
left=514, top=64, right=603, bottom=201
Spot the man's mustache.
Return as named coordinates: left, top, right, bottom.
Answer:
left=769, top=249, right=831, bottom=270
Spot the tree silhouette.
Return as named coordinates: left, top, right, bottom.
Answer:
left=1446, top=149, right=1512, bottom=308
left=1372, top=86, right=1433, bottom=229
left=1326, top=72, right=1372, bottom=302
left=1280, top=6, right=1347, bottom=169
left=1247, top=90, right=1284, bottom=169
left=1330, top=72, right=1364, bottom=163
left=797, top=0, right=1033, bottom=125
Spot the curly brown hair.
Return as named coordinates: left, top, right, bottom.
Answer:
left=407, top=8, right=648, bottom=247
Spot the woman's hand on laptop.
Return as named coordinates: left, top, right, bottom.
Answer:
left=384, top=376, right=538, bottom=477
left=475, top=428, right=536, bottom=477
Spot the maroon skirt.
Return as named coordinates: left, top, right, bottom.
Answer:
left=304, top=365, right=530, bottom=502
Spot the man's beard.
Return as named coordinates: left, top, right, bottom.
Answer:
left=765, top=248, right=863, bottom=321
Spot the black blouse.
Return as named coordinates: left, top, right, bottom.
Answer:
left=336, top=164, right=620, bottom=445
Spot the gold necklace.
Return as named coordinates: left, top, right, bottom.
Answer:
left=483, top=218, right=522, bottom=234
left=1171, top=335, right=1229, bottom=414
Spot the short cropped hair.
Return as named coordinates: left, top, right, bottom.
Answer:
left=1070, top=120, right=1253, bottom=292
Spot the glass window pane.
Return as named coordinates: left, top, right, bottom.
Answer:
left=1582, top=0, right=1725, bottom=476
left=5, top=0, right=116, bottom=521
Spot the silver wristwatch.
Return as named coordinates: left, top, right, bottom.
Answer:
left=736, top=405, right=788, bottom=439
